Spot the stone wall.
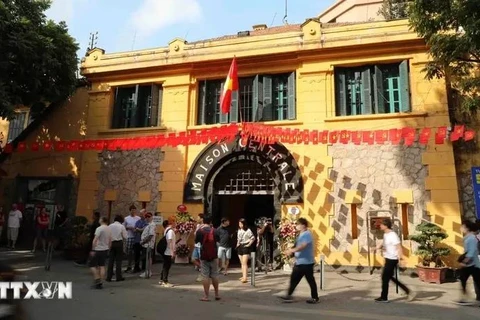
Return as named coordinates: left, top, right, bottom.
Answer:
left=328, top=143, right=428, bottom=252
left=96, top=149, right=164, bottom=217
left=458, top=173, right=476, bottom=221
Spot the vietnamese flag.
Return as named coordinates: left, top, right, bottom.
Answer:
left=351, top=131, right=362, bottom=145
left=464, top=130, right=475, bottom=141
left=419, top=128, right=432, bottom=145
left=220, top=57, right=239, bottom=114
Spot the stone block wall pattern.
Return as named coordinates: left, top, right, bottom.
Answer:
left=96, top=149, right=163, bottom=216
left=328, top=143, right=428, bottom=252
left=458, top=173, right=476, bottom=221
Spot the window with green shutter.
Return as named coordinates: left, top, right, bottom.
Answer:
left=196, top=72, right=296, bottom=125
left=111, top=84, right=163, bottom=129
left=334, top=61, right=410, bottom=116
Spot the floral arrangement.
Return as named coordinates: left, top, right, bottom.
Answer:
left=175, top=211, right=195, bottom=234
left=278, top=217, right=298, bottom=264
left=175, top=244, right=190, bottom=258
left=177, top=221, right=196, bottom=234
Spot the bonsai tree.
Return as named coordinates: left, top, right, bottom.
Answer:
left=64, top=216, right=90, bottom=252
left=409, top=222, right=451, bottom=267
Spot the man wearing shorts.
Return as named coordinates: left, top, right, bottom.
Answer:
left=195, top=216, right=220, bottom=301
left=216, top=218, right=231, bottom=275
left=89, top=217, right=111, bottom=289
left=7, top=204, right=22, bottom=249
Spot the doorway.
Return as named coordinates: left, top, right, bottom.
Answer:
left=212, top=194, right=274, bottom=266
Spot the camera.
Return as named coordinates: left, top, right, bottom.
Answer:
left=255, top=217, right=272, bottom=228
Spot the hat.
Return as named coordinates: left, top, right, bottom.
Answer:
left=145, top=212, right=153, bottom=218
left=140, top=209, right=146, bottom=214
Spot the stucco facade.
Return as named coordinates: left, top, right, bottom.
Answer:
left=70, top=18, right=465, bottom=268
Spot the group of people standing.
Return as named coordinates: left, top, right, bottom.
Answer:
left=87, top=207, right=157, bottom=289
left=0, top=203, right=67, bottom=251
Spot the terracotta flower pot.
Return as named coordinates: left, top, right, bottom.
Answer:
left=416, top=265, right=447, bottom=284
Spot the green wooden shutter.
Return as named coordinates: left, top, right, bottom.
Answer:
left=230, top=91, right=239, bottom=123
left=149, top=84, right=159, bottom=126
left=399, top=60, right=411, bottom=112
left=112, top=87, right=120, bottom=128
left=197, top=81, right=206, bottom=125
left=252, top=75, right=260, bottom=122
left=335, top=69, right=347, bottom=116
left=373, top=66, right=385, bottom=114
left=157, top=85, right=163, bottom=126
left=219, top=82, right=228, bottom=124
left=262, top=75, right=273, bottom=121
left=361, top=68, right=372, bottom=115
left=287, top=72, right=296, bottom=120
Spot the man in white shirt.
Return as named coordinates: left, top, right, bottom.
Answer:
left=89, top=217, right=111, bottom=289
left=160, top=219, right=176, bottom=287
left=123, top=205, right=140, bottom=273
left=140, top=212, right=156, bottom=278
left=374, top=218, right=413, bottom=303
left=106, top=215, right=127, bottom=282
left=7, top=204, right=22, bottom=249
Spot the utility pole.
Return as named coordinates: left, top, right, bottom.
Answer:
left=87, top=32, right=99, bottom=52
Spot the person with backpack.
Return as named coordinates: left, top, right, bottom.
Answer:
left=157, top=219, right=176, bottom=287
left=195, top=216, right=221, bottom=302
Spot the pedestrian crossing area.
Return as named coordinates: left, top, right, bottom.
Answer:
left=222, top=302, right=456, bottom=320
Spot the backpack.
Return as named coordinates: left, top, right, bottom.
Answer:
left=156, top=228, right=172, bottom=256
left=200, top=228, right=217, bottom=261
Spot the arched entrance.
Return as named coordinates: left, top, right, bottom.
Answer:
left=184, top=137, right=304, bottom=267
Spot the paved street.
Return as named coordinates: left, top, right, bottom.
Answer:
left=3, top=250, right=479, bottom=320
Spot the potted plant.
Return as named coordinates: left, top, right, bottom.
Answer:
left=63, top=216, right=90, bottom=260
left=409, top=222, right=451, bottom=284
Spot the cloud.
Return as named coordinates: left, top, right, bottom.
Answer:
left=130, top=0, right=202, bottom=39
left=45, top=0, right=88, bottom=24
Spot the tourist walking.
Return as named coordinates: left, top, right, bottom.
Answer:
left=140, top=212, right=156, bottom=278
left=106, top=215, right=127, bottom=282
left=236, top=218, right=255, bottom=283
left=280, top=217, right=319, bottom=304
left=195, top=216, right=220, bottom=301
left=374, top=218, right=413, bottom=303
left=159, top=219, right=176, bottom=287
left=7, top=204, right=22, bottom=249
left=216, top=218, right=231, bottom=275
left=32, top=208, right=50, bottom=253
left=89, top=217, right=111, bottom=289
left=123, top=205, right=140, bottom=273
left=455, top=220, right=480, bottom=305
left=134, top=210, right=148, bottom=273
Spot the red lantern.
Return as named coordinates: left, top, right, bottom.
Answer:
left=177, top=204, right=187, bottom=213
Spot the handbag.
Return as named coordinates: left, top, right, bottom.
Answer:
left=457, top=253, right=466, bottom=263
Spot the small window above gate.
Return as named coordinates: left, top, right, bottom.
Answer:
left=213, top=160, right=275, bottom=194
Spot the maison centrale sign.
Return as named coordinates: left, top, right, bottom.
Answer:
left=184, top=138, right=304, bottom=203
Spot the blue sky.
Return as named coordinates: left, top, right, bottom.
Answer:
left=46, top=0, right=332, bottom=56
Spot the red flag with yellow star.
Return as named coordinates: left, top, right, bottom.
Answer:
left=220, top=57, right=239, bottom=114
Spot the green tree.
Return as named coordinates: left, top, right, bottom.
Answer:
left=378, top=0, right=410, bottom=20
left=409, top=0, right=480, bottom=114
left=0, top=0, right=79, bottom=120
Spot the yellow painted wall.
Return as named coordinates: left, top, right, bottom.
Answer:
left=77, top=19, right=463, bottom=268
left=0, top=87, right=89, bottom=211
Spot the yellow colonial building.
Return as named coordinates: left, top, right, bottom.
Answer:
left=0, top=17, right=466, bottom=268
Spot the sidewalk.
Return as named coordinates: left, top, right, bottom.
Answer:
left=5, top=248, right=474, bottom=307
